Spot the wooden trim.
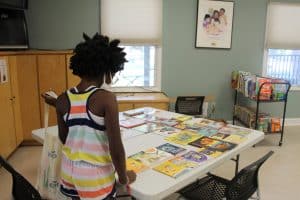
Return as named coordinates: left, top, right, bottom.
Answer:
left=0, top=50, right=73, bottom=56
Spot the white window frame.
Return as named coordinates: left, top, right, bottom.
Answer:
left=262, top=1, right=300, bottom=91
left=111, top=45, right=162, bottom=92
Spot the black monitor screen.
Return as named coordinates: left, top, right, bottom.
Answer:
left=0, top=8, right=28, bottom=48
left=0, top=0, right=27, bottom=9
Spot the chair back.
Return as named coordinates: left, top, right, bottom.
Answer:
left=226, top=151, right=274, bottom=200
left=0, top=156, right=42, bottom=200
left=175, top=96, right=205, bottom=115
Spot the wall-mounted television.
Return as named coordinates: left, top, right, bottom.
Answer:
left=0, top=8, right=29, bottom=49
left=0, top=0, right=28, bottom=10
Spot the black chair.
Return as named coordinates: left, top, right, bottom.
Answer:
left=0, top=156, right=42, bottom=200
left=175, top=96, right=205, bottom=116
left=179, top=151, right=274, bottom=200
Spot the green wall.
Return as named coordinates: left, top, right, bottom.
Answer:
left=26, top=0, right=99, bottom=50
left=162, top=0, right=300, bottom=119
left=26, top=0, right=300, bottom=120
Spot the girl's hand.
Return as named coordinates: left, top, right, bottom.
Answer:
left=41, top=92, right=57, bottom=107
left=126, top=170, right=137, bottom=184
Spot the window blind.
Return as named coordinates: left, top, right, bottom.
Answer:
left=266, top=2, right=300, bottom=49
left=100, top=0, right=162, bottom=45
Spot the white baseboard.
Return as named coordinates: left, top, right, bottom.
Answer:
left=227, top=118, right=300, bottom=127
left=284, top=118, right=300, bottom=126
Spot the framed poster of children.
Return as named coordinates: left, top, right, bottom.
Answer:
left=195, top=0, right=234, bottom=49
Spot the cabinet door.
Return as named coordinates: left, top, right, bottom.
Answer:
left=118, top=103, right=134, bottom=112
left=0, top=57, right=17, bottom=158
left=66, top=54, right=80, bottom=88
left=9, top=55, right=41, bottom=141
left=38, top=55, right=67, bottom=126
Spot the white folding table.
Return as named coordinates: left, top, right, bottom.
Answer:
left=32, top=108, right=264, bottom=200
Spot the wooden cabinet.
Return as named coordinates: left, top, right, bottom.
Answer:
left=116, top=93, right=169, bottom=112
left=37, top=55, right=67, bottom=126
left=0, top=57, right=17, bottom=158
left=0, top=51, right=170, bottom=148
left=66, top=54, right=80, bottom=88
left=8, top=55, right=41, bottom=142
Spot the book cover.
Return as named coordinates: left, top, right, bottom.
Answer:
left=129, top=148, right=173, bottom=166
left=222, top=124, right=252, bottom=137
left=174, top=123, right=187, bottom=130
left=165, top=130, right=202, bottom=145
left=207, top=121, right=226, bottom=129
left=132, top=123, right=164, bottom=133
left=200, top=148, right=223, bottom=158
left=223, top=134, right=246, bottom=144
left=196, top=126, right=219, bottom=137
left=184, top=119, right=208, bottom=130
left=123, top=108, right=145, bottom=117
left=153, top=156, right=198, bottom=178
left=174, top=115, right=193, bottom=122
left=210, top=132, right=230, bottom=140
left=209, top=141, right=237, bottom=152
left=156, top=143, right=186, bottom=155
left=189, top=136, right=219, bottom=148
left=126, top=158, right=148, bottom=173
left=182, top=151, right=208, bottom=164
left=119, top=118, right=146, bottom=128
left=154, top=126, right=181, bottom=136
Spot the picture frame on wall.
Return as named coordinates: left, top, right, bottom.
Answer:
left=195, top=0, right=234, bottom=49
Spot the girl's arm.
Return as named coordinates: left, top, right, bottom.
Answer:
left=103, top=92, right=132, bottom=184
left=56, top=94, right=69, bottom=144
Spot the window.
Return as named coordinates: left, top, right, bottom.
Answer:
left=264, top=2, right=300, bottom=88
left=112, top=45, right=160, bottom=88
left=101, top=0, right=162, bottom=90
left=266, top=49, right=300, bottom=86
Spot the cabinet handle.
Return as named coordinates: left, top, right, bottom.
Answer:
left=9, top=96, right=16, bottom=101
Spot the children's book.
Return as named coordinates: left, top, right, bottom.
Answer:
left=153, top=156, right=198, bottom=178
left=129, top=147, right=173, bottom=166
left=126, top=158, right=148, bottom=173
left=174, top=123, right=187, bottom=130
left=223, top=134, right=246, bottom=144
left=210, top=132, right=230, bottom=140
left=119, top=118, right=146, bottom=128
left=200, top=148, right=223, bottom=158
left=209, top=141, right=237, bottom=152
left=154, top=126, right=181, bottom=136
left=184, top=120, right=208, bottom=130
left=134, top=114, right=157, bottom=121
left=174, top=115, right=193, bottom=122
left=218, top=126, right=239, bottom=135
left=207, top=121, right=226, bottom=129
left=182, top=151, right=208, bottom=164
left=189, top=136, right=219, bottom=148
left=196, top=126, right=219, bottom=137
left=156, top=143, right=186, bottom=155
left=156, top=118, right=179, bottom=127
left=165, top=130, right=202, bottom=145
left=123, top=108, right=145, bottom=117
left=132, top=123, right=164, bottom=133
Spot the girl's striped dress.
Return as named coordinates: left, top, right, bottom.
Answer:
left=60, top=86, right=115, bottom=200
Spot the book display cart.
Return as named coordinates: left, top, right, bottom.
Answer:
left=232, top=71, right=291, bottom=146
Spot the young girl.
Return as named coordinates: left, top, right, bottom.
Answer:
left=55, top=33, right=136, bottom=200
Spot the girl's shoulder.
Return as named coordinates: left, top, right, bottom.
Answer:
left=91, top=89, right=117, bottom=102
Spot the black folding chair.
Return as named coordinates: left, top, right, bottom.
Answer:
left=175, top=96, right=205, bottom=116
left=179, top=151, right=274, bottom=200
left=0, top=156, right=42, bottom=200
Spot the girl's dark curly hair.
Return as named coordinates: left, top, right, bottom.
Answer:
left=70, top=33, right=127, bottom=79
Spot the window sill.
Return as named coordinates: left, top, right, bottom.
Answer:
left=111, top=86, right=161, bottom=93
left=290, top=86, right=300, bottom=91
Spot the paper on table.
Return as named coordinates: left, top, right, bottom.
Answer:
left=0, top=59, right=8, bottom=84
